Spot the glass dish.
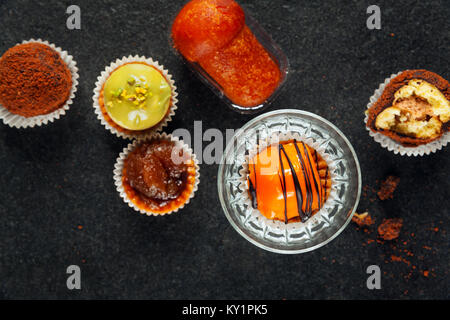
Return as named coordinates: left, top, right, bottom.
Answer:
left=170, top=12, right=289, bottom=114
left=217, top=109, right=361, bottom=254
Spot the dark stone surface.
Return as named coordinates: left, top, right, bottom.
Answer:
left=0, top=0, right=448, bottom=300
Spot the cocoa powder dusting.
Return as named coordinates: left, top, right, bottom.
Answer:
left=0, top=43, right=72, bottom=117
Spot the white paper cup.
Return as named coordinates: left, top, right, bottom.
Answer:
left=93, top=56, right=178, bottom=140
left=0, top=39, right=79, bottom=128
left=364, top=71, right=450, bottom=156
left=238, top=131, right=337, bottom=233
left=113, top=133, right=200, bottom=216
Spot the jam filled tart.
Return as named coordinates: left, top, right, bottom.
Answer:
left=119, top=137, right=198, bottom=215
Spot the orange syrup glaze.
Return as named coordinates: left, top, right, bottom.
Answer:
left=199, top=26, right=282, bottom=107
left=171, top=0, right=282, bottom=107
left=248, top=141, right=331, bottom=223
left=171, top=0, right=245, bottom=61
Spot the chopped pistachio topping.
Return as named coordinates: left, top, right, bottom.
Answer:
left=103, top=63, right=172, bottom=131
left=110, top=76, right=152, bottom=109
left=111, top=88, right=124, bottom=98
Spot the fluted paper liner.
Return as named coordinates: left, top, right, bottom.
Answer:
left=114, top=133, right=200, bottom=216
left=364, top=71, right=450, bottom=156
left=238, top=131, right=338, bottom=233
left=93, top=56, right=178, bottom=140
left=0, top=39, right=79, bottom=128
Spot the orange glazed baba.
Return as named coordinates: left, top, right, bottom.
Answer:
left=367, top=70, right=450, bottom=147
left=247, top=140, right=331, bottom=224
left=122, top=139, right=197, bottom=215
left=171, top=0, right=282, bottom=108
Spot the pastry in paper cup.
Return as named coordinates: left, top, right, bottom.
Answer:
left=0, top=39, right=79, bottom=128
left=114, top=133, right=200, bottom=216
left=93, top=56, right=178, bottom=140
left=364, top=70, right=450, bottom=156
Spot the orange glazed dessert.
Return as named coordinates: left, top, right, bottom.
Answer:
left=122, top=139, right=197, bottom=215
left=171, top=0, right=282, bottom=108
left=247, top=140, right=331, bottom=224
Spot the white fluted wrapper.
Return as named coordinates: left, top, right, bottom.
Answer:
left=93, top=56, right=178, bottom=140
left=0, top=39, right=79, bottom=128
left=364, top=71, right=450, bottom=156
left=238, top=131, right=337, bottom=233
left=113, top=133, right=200, bottom=216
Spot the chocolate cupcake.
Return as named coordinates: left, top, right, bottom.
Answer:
left=365, top=70, right=450, bottom=155
left=114, top=134, right=199, bottom=216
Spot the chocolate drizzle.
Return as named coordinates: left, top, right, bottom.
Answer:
left=248, top=163, right=258, bottom=209
left=248, top=140, right=327, bottom=224
left=280, top=143, right=309, bottom=223
left=300, top=141, right=323, bottom=210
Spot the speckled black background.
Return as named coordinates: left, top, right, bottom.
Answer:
left=0, top=0, right=448, bottom=300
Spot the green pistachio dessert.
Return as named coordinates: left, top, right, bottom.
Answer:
left=103, top=63, right=171, bottom=131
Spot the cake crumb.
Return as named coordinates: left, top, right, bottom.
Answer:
left=391, top=254, right=411, bottom=266
left=352, top=212, right=375, bottom=227
left=378, top=218, right=403, bottom=240
left=378, top=176, right=400, bottom=200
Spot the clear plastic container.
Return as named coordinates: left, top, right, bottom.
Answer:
left=171, top=9, right=289, bottom=114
